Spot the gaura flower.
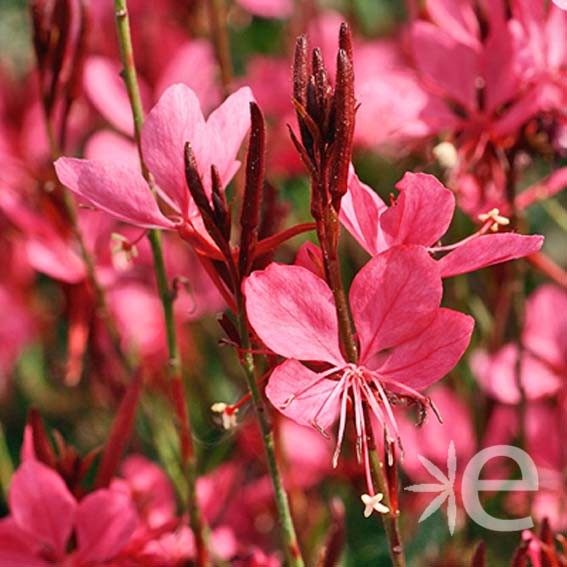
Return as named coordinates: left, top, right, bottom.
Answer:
left=55, top=83, right=254, bottom=256
left=244, top=246, right=474, bottom=512
left=340, top=170, right=544, bottom=278
left=472, top=284, right=567, bottom=404
left=0, top=460, right=137, bottom=566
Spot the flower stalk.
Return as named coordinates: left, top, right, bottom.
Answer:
left=113, top=1, right=209, bottom=565
left=291, top=23, right=407, bottom=567
left=184, top=102, right=305, bottom=567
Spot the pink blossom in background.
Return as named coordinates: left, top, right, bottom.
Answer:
left=0, top=460, right=138, bottom=566
left=236, top=0, right=293, bottom=19
left=83, top=40, right=220, bottom=137
left=472, top=284, right=567, bottom=404
left=482, top=403, right=567, bottom=530
left=397, top=386, right=476, bottom=483
left=350, top=0, right=567, bottom=214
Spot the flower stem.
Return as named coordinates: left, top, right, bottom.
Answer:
left=235, top=292, right=305, bottom=567
left=206, top=0, right=233, bottom=96
left=317, top=208, right=358, bottom=363
left=113, top=2, right=208, bottom=564
left=369, top=449, right=406, bottom=567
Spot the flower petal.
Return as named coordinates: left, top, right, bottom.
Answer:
left=237, top=0, right=293, bottom=18
left=76, top=489, right=138, bottom=562
left=265, top=359, right=341, bottom=432
left=380, top=172, right=455, bottom=247
left=205, top=86, right=254, bottom=184
left=410, top=21, right=479, bottom=111
left=472, top=345, right=561, bottom=404
left=350, top=246, right=442, bottom=361
left=82, top=56, right=150, bottom=136
left=155, top=40, right=221, bottom=113
left=54, top=158, right=174, bottom=230
left=121, top=455, right=176, bottom=529
left=438, top=233, right=544, bottom=278
left=340, top=170, right=387, bottom=255
left=8, top=461, right=76, bottom=558
left=523, top=285, right=567, bottom=371
left=244, top=263, right=343, bottom=364
left=379, top=308, right=474, bottom=390
left=0, top=519, right=50, bottom=567
left=141, top=83, right=206, bottom=216
left=426, top=0, right=480, bottom=48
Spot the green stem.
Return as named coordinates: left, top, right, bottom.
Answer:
left=369, top=449, right=406, bottom=567
left=113, top=2, right=208, bottom=565
left=235, top=292, right=305, bottom=567
left=0, top=424, right=13, bottom=503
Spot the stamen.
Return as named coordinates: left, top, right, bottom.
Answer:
left=478, top=208, right=510, bottom=231
left=332, top=372, right=351, bottom=468
left=428, top=207, right=511, bottom=255
left=310, top=419, right=331, bottom=439
left=309, top=369, right=350, bottom=440
left=368, top=374, right=401, bottom=447
left=211, top=402, right=239, bottom=430
left=351, top=379, right=365, bottom=464
left=429, top=397, right=444, bottom=424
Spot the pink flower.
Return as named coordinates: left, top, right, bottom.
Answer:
left=83, top=40, right=220, bottom=138
left=236, top=0, right=292, bottom=19
left=472, top=284, right=567, bottom=404
left=244, top=246, right=474, bottom=506
left=55, top=84, right=254, bottom=255
left=340, top=170, right=543, bottom=278
left=354, top=0, right=566, bottom=214
left=0, top=460, right=138, bottom=565
left=510, top=1, right=567, bottom=113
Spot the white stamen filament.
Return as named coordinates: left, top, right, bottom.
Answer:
left=283, top=362, right=418, bottom=504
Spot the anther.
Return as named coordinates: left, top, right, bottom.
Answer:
left=361, top=493, right=389, bottom=518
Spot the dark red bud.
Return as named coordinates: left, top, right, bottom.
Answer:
left=211, top=165, right=231, bottom=241
left=239, top=102, right=265, bottom=278
left=184, top=143, right=232, bottom=260
left=329, top=46, right=355, bottom=212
